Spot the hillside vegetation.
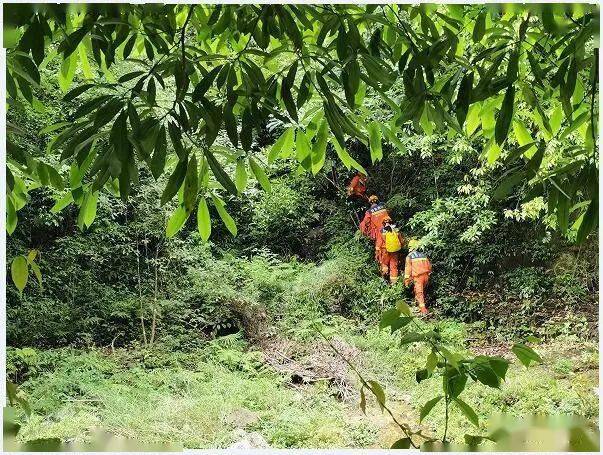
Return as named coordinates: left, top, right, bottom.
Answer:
left=5, top=3, right=599, bottom=450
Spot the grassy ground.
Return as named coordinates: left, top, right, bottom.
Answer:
left=8, top=317, right=599, bottom=449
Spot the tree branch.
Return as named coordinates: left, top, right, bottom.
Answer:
left=314, top=325, right=425, bottom=448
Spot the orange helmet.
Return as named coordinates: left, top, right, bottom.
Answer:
left=368, top=195, right=379, bottom=203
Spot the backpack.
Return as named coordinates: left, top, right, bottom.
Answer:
left=384, top=230, right=402, bottom=252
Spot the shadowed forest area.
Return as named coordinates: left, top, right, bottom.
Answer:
left=4, top=3, right=600, bottom=450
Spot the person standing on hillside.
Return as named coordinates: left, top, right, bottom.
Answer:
left=359, top=195, right=390, bottom=241
left=404, top=239, right=432, bottom=314
left=346, top=172, right=368, bottom=201
left=346, top=171, right=369, bottom=226
left=359, top=196, right=392, bottom=265
left=377, top=219, right=405, bottom=284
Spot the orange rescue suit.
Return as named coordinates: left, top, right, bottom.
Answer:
left=404, top=251, right=432, bottom=313
left=377, top=228, right=405, bottom=283
left=359, top=203, right=390, bottom=241
left=346, top=173, right=368, bottom=199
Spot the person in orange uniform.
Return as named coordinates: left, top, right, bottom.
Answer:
left=378, top=219, right=405, bottom=284
left=359, top=196, right=392, bottom=266
left=359, top=196, right=390, bottom=241
left=404, top=239, right=432, bottom=314
left=346, top=172, right=368, bottom=200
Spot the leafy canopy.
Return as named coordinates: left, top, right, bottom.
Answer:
left=4, top=3, right=599, bottom=241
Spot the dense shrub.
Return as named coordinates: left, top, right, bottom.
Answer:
left=502, top=267, right=552, bottom=300
left=6, top=63, right=598, bottom=350
left=246, top=177, right=317, bottom=256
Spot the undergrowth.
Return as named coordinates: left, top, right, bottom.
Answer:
left=8, top=320, right=598, bottom=448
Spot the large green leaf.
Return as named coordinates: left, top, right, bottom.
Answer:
left=426, top=350, right=438, bottom=372
left=470, top=357, right=501, bottom=388
left=57, top=25, right=89, bottom=58
left=6, top=197, right=17, bottom=235
left=420, top=395, right=443, bottom=422
left=472, top=11, right=486, bottom=42
left=183, top=155, right=199, bottom=213
left=50, top=192, right=74, bottom=214
left=454, top=397, right=479, bottom=427
left=485, top=139, right=502, bottom=164
left=192, top=65, right=222, bottom=101
left=367, top=380, right=386, bottom=411
left=77, top=191, right=98, bottom=229
left=465, top=103, right=481, bottom=136
left=359, top=386, right=366, bottom=414
left=248, top=157, right=271, bottom=192
left=311, top=120, right=328, bottom=174
left=197, top=196, right=211, bottom=241
left=391, top=438, right=411, bottom=449
left=268, top=127, right=294, bottom=163
left=11, top=255, right=28, bottom=294
left=151, top=126, right=167, bottom=179
left=444, top=370, right=467, bottom=398
left=235, top=158, right=248, bottom=193
left=487, top=356, right=511, bottom=380
left=495, top=85, right=515, bottom=144
left=211, top=194, right=237, bottom=236
left=204, top=148, right=237, bottom=195
left=342, top=59, right=360, bottom=108
left=390, top=317, right=412, bottom=334
left=30, top=262, right=43, bottom=289
left=331, top=139, right=366, bottom=174
left=576, top=195, right=598, bottom=243
left=557, top=192, right=570, bottom=234
left=281, top=61, right=298, bottom=122
left=83, top=191, right=98, bottom=228
left=223, top=102, right=238, bottom=148
left=400, top=332, right=425, bottom=345
left=58, top=51, right=78, bottom=92
left=63, top=83, right=95, bottom=102
left=455, top=71, right=474, bottom=127
left=560, top=111, right=589, bottom=139
left=94, top=98, right=123, bottom=129
left=379, top=308, right=401, bottom=330
left=166, top=205, right=189, bottom=238
left=512, top=119, right=535, bottom=156
left=295, top=129, right=312, bottom=170
left=240, top=108, right=253, bottom=152
left=511, top=343, right=543, bottom=367
left=160, top=159, right=188, bottom=205
left=492, top=170, right=525, bottom=200
left=368, top=121, right=383, bottom=163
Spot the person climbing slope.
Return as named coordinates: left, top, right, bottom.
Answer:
left=346, top=172, right=368, bottom=200
left=359, top=196, right=392, bottom=266
left=359, top=195, right=390, bottom=241
left=346, top=172, right=369, bottom=226
left=377, top=219, right=405, bottom=284
left=404, top=239, right=432, bottom=314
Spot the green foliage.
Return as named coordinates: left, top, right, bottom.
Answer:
left=8, top=342, right=376, bottom=449
left=10, top=256, right=28, bottom=294
left=503, top=267, right=551, bottom=300
left=9, top=250, right=42, bottom=295
left=3, top=5, right=599, bottom=448
left=6, top=317, right=598, bottom=448
left=5, top=3, right=599, bottom=243
left=511, top=343, right=543, bottom=367
left=375, top=303, right=543, bottom=442
left=244, top=177, right=314, bottom=255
